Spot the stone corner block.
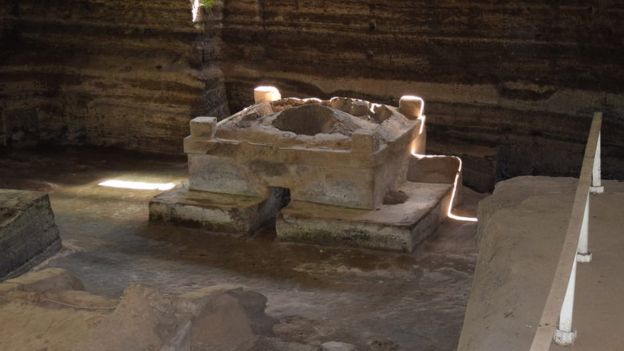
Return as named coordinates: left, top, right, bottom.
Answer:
left=399, top=95, right=424, bottom=119
left=190, top=116, right=218, bottom=138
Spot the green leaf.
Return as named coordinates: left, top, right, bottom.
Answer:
left=200, top=0, right=215, bottom=9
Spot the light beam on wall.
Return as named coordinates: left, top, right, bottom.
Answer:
left=411, top=143, right=478, bottom=223
left=254, top=86, right=282, bottom=103
left=98, top=180, right=176, bottom=191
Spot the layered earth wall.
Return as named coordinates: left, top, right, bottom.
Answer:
left=221, top=1, right=624, bottom=190
left=0, top=0, right=228, bottom=153
left=2, top=1, right=624, bottom=189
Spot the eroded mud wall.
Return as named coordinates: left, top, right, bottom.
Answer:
left=222, top=1, right=624, bottom=190
left=0, top=0, right=228, bottom=153
left=1, top=1, right=623, bottom=190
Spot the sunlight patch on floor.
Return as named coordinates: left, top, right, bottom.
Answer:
left=98, top=180, right=175, bottom=191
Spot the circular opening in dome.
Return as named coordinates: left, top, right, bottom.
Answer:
left=272, top=104, right=339, bottom=136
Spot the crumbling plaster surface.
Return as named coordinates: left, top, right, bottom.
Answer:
left=153, top=94, right=452, bottom=252
left=185, top=97, right=425, bottom=209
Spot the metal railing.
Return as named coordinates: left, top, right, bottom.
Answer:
left=529, top=112, right=604, bottom=350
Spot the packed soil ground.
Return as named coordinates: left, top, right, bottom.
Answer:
left=0, top=147, right=486, bottom=351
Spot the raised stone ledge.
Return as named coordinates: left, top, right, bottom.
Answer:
left=0, top=189, right=62, bottom=280
left=276, top=182, right=453, bottom=252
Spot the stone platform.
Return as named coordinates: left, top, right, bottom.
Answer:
left=0, top=189, right=62, bottom=280
left=276, top=182, right=453, bottom=253
left=149, top=92, right=462, bottom=252
left=149, top=181, right=453, bottom=252
left=149, top=186, right=288, bottom=234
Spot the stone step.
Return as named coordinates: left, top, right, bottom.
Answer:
left=0, top=189, right=61, bottom=280
left=149, top=187, right=288, bottom=234
left=276, top=182, right=454, bottom=253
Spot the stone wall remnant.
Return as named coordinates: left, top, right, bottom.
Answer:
left=151, top=88, right=459, bottom=252
left=0, top=189, right=62, bottom=280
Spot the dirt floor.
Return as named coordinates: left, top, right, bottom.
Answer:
left=459, top=176, right=624, bottom=351
left=0, top=147, right=486, bottom=351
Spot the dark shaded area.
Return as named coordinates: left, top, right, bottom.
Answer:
left=273, top=105, right=339, bottom=136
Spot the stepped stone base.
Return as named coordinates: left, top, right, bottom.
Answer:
left=150, top=181, right=454, bottom=252
left=0, top=189, right=62, bottom=280
left=276, top=182, right=454, bottom=252
left=149, top=187, right=288, bottom=234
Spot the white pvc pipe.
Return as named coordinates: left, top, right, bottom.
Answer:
left=554, top=259, right=577, bottom=345
left=576, top=194, right=592, bottom=263
left=591, top=132, right=604, bottom=194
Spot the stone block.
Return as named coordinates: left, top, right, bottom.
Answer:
left=407, top=155, right=460, bottom=184
left=0, top=189, right=62, bottom=280
left=188, top=155, right=269, bottom=198
left=399, top=95, right=425, bottom=119
left=149, top=187, right=287, bottom=234
left=189, top=116, right=217, bottom=138
left=183, top=136, right=216, bottom=154
left=276, top=182, right=453, bottom=252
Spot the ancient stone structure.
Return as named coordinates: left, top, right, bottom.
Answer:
left=0, top=189, right=61, bottom=280
left=151, top=88, right=457, bottom=252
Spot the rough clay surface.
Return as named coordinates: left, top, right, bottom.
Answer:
left=218, top=97, right=416, bottom=150
left=0, top=268, right=272, bottom=351
left=0, top=189, right=62, bottom=280
left=0, top=148, right=485, bottom=351
left=321, top=341, right=357, bottom=351
left=458, top=177, right=624, bottom=351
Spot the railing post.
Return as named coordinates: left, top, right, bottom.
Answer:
left=590, top=114, right=604, bottom=194
left=576, top=193, right=592, bottom=263
left=554, top=260, right=578, bottom=345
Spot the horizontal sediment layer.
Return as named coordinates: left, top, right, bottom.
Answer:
left=2, top=0, right=623, bottom=188
left=0, top=0, right=229, bottom=153
left=220, top=0, right=624, bottom=187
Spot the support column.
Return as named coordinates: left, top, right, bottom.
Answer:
left=554, top=260, right=577, bottom=345
left=576, top=194, right=592, bottom=263
left=591, top=128, right=604, bottom=194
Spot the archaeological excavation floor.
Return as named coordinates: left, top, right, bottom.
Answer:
left=0, top=147, right=485, bottom=351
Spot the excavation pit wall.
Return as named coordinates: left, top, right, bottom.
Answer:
left=2, top=1, right=624, bottom=190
